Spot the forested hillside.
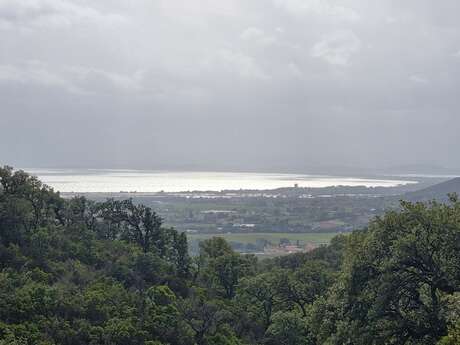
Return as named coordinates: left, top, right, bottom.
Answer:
left=0, top=166, right=459, bottom=345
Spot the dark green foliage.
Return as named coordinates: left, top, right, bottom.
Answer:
left=0, top=167, right=193, bottom=345
left=275, top=260, right=335, bottom=317
left=1, top=166, right=459, bottom=345
left=310, top=198, right=460, bottom=345
left=265, top=311, right=314, bottom=345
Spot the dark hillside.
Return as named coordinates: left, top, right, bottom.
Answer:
left=405, top=177, right=460, bottom=202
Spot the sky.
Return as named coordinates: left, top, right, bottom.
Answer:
left=1, top=0, right=460, bottom=173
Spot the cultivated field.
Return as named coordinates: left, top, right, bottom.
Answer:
left=187, top=232, right=338, bottom=245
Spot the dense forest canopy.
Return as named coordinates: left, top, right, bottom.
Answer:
left=0, top=166, right=459, bottom=345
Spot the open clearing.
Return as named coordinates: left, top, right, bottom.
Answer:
left=187, top=232, right=339, bottom=245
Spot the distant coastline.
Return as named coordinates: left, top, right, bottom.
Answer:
left=24, top=168, right=422, bottom=194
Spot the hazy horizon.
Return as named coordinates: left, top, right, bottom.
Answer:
left=15, top=164, right=460, bottom=177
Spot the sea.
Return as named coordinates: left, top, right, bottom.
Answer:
left=24, top=169, right=418, bottom=193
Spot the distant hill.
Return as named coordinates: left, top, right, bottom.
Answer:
left=405, top=177, right=460, bottom=202
left=385, top=163, right=457, bottom=175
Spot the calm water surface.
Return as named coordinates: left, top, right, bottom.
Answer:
left=26, top=169, right=417, bottom=193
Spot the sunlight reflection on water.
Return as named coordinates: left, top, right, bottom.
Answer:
left=26, top=169, right=417, bottom=193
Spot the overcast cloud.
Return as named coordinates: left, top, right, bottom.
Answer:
left=1, top=0, right=460, bottom=173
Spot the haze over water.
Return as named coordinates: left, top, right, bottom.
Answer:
left=28, top=169, right=417, bottom=193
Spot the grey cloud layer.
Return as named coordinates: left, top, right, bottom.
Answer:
left=1, top=0, right=460, bottom=172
